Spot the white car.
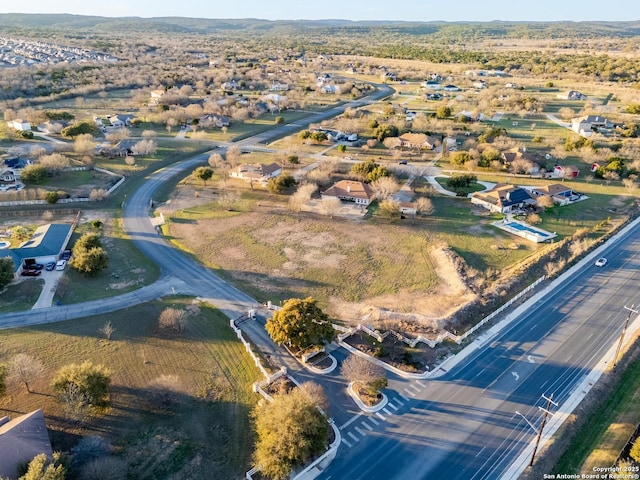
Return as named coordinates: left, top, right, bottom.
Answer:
left=595, top=258, right=608, bottom=267
left=55, top=259, right=67, bottom=271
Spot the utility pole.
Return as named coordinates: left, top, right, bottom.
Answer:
left=530, top=394, right=558, bottom=466
left=613, top=305, right=639, bottom=369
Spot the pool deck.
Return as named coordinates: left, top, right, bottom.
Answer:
left=492, top=218, right=557, bottom=243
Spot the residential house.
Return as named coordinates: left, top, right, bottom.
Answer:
left=443, top=85, right=461, bottom=92
left=221, top=79, right=240, bottom=91
left=470, top=184, right=536, bottom=214
left=398, top=133, right=439, bottom=150
left=455, top=110, right=485, bottom=122
left=505, top=82, right=519, bottom=89
left=0, top=168, right=17, bottom=183
left=501, top=147, right=544, bottom=174
left=530, top=183, right=580, bottom=206
left=571, top=115, right=612, bottom=137
left=6, top=119, right=31, bottom=131
left=321, top=85, right=338, bottom=94
left=317, top=73, right=331, bottom=84
left=473, top=80, right=486, bottom=89
left=150, top=89, right=165, bottom=102
left=270, top=82, right=289, bottom=91
left=229, top=163, right=282, bottom=183
left=423, top=80, right=441, bottom=90
left=552, top=165, right=580, bottom=179
left=590, top=162, right=601, bottom=173
left=426, top=93, right=443, bottom=101
left=382, top=72, right=398, bottom=81
left=200, top=114, right=230, bottom=128
left=558, top=90, right=587, bottom=101
left=0, top=409, right=53, bottom=480
left=321, top=180, right=374, bottom=206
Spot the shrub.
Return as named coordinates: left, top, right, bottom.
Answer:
left=46, top=191, right=59, bottom=204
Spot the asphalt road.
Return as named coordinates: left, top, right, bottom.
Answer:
left=318, top=219, right=640, bottom=480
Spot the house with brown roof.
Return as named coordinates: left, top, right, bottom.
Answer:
left=0, top=409, right=53, bottom=480
left=501, top=147, right=545, bottom=174
left=471, top=184, right=536, bottom=213
left=321, top=180, right=374, bottom=205
left=229, top=163, right=282, bottom=182
left=530, top=183, right=581, bottom=206
left=398, top=133, right=439, bottom=150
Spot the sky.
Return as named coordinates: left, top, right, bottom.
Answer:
left=1, top=0, right=639, bottom=22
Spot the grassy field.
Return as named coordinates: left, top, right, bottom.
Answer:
left=0, top=296, right=261, bottom=479
left=54, top=215, right=160, bottom=305
left=0, top=279, right=44, bottom=312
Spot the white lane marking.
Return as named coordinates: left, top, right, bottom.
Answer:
left=342, top=438, right=352, bottom=448
left=355, top=426, right=366, bottom=437
left=369, top=417, right=380, bottom=426
left=540, top=380, right=548, bottom=390
left=388, top=402, right=399, bottom=411
left=476, top=446, right=486, bottom=458
left=392, top=397, right=404, bottom=407
left=362, top=421, right=373, bottom=431
left=399, top=392, right=410, bottom=401
left=376, top=412, right=385, bottom=420
left=348, top=431, right=360, bottom=442
left=566, top=355, right=573, bottom=361
left=382, top=408, right=392, bottom=416
left=416, top=380, right=427, bottom=388
left=408, top=384, right=420, bottom=392
left=512, top=371, right=520, bottom=381
left=339, top=412, right=364, bottom=430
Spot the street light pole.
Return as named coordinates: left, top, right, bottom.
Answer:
left=613, top=305, right=639, bottom=369
left=530, top=394, right=558, bottom=466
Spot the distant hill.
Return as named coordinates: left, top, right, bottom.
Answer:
left=1, top=13, right=640, bottom=39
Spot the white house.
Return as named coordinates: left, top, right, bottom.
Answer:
left=571, top=115, right=612, bottom=137
left=6, top=119, right=31, bottom=131
left=229, top=163, right=282, bottom=182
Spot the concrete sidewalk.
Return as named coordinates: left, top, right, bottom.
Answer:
left=31, top=269, right=65, bottom=309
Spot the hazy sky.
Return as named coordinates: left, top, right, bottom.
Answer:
left=1, top=0, right=640, bottom=22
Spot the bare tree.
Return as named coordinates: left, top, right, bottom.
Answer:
left=341, top=355, right=387, bottom=396
left=623, top=177, right=638, bottom=194
left=371, top=176, right=399, bottom=200
left=8, top=353, right=44, bottom=393
left=158, top=307, right=186, bottom=333
left=131, top=139, right=157, bottom=156
left=147, top=374, right=183, bottom=406
left=416, top=197, right=434, bottom=216
left=73, top=134, right=96, bottom=156
left=40, top=153, right=70, bottom=174
left=320, top=196, right=342, bottom=217
left=298, top=381, right=329, bottom=412
left=217, top=191, right=240, bottom=210
left=98, top=321, right=116, bottom=341
left=89, top=189, right=109, bottom=201
left=226, top=145, right=241, bottom=166
left=288, top=183, right=317, bottom=212
left=208, top=153, right=224, bottom=169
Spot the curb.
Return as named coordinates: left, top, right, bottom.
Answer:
left=347, top=382, right=388, bottom=413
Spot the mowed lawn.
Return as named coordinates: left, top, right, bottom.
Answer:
left=0, top=297, right=261, bottom=479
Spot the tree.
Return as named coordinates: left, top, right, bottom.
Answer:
left=367, top=165, right=390, bottom=183
left=436, top=105, right=452, bottom=119
left=131, top=139, right=157, bottom=156
left=630, top=436, right=640, bottom=463
left=0, top=363, right=7, bottom=397
left=8, top=354, right=44, bottom=393
left=378, top=199, right=401, bottom=219
left=289, top=183, right=317, bottom=212
left=0, top=256, right=14, bottom=290
left=192, top=166, right=213, bottom=186
left=267, top=173, right=296, bottom=194
left=98, top=321, right=115, bottom=340
left=371, top=176, right=399, bottom=200
left=374, top=124, right=399, bottom=142
left=89, top=189, right=108, bottom=201
left=208, top=153, right=223, bottom=169
left=62, top=120, right=99, bottom=138
left=52, top=361, right=111, bottom=407
left=11, top=226, right=31, bottom=242
left=226, top=145, right=241, bottom=166
left=158, top=307, right=186, bottom=333
left=266, top=297, right=334, bottom=351
left=253, top=387, right=329, bottom=480
left=70, top=234, right=108, bottom=277
left=40, top=153, right=70, bottom=174
left=350, top=159, right=379, bottom=180
left=416, top=197, right=434, bottom=216
left=450, top=151, right=472, bottom=167
left=19, top=453, right=66, bottom=480
left=320, top=197, right=342, bottom=217
left=341, top=354, right=388, bottom=397
left=20, top=164, right=47, bottom=184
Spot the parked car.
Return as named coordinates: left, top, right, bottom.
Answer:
left=595, top=257, right=608, bottom=267
left=45, top=262, right=56, bottom=271
left=398, top=160, right=407, bottom=165
left=61, top=249, right=72, bottom=260
left=21, top=269, right=41, bottom=277
left=25, top=262, right=44, bottom=270
left=55, top=259, right=67, bottom=271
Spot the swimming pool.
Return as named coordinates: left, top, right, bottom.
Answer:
left=492, top=220, right=557, bottom=243
left=0, top=240, right=10, bottom=249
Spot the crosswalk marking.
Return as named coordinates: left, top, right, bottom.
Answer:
left=375, top=412, right=385, bottom=420
left=355, top=426, right=366, bottom=437
left=388, top=402, right=398, bottom=411
left=348, top=432, right=360, bottom=442
left=404, top=388, right=416, bottom=397
left=362, top=420, right=373, bottom=431
left=392, top=397, right=404, bottom=407
left=342, top=438, right=352, bottom=448
left=399, top=392, right=410, bottom=401
left=416, top=380, right=427, bottom=388
left=408, top=384, right=420, bottom=393
left=382, top=407, right=392, bottom=416
left=369, top=417, right=380, bottom=426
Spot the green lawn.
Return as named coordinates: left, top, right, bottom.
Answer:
left=0, top=279, right=44, bottom=312
left=54, top=216, right=160, bottom=305
left=0, top=297, right=261, bottom=479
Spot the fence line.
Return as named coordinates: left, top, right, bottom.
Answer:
left=335, top=276, right=546, bottom=349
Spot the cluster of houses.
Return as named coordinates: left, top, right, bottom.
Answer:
left=0, top=36, right=117, bottom=68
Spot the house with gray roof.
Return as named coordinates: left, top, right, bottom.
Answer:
left=0, top=409, right=53, bottom=480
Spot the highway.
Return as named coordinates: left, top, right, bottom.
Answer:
left=318, top=219, right=640, bottom=480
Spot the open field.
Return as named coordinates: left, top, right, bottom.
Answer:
left=0, top=296, right=261, bottom=479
